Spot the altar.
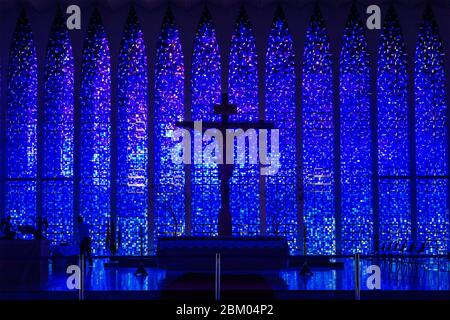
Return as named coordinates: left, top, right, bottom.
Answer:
left=157, top=236, right=289, bottom=271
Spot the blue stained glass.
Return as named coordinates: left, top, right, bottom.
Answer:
left=191, top=10, right=221, bottom=236
left=6, top=12, right=38, bottom=233
left=43, top=12, right=74, bottom=245
left=379, top=179, right=411, bottom=242
left=415, top=9, right=449, bottom=254
left=340, top=8, right=372, bottom=254
left=80, top=11, right=111, bottom=255
left=417, top=180, right=448, bottom=254
left=302, top=9, right=334, bottom=254
left=228, top=10, right=260, bottom=236
left=4, top=6, right=448, bottom=258
left=266, top=12, right=298, bottom=252
left=378, top=8, right=411, bottom=243
left=117, top=10, right=148, bottom=255
left=154, top=11, right=185, bottom=241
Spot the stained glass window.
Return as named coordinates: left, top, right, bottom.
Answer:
left=302, top=8, right=334, bottom=254
left=228, top=9, right=259, bottom=236
left=415, top=8, right=448, bottom=254
left=6, top=12, right=38, bottom=234
left=377, top=8, right=411, bottom=244
left=3, top=5, right=449, bottom=257
left=117, top=10, right=148, bottom=255
left=339, top=7, right=372, bottom=254
left=43, top=12, right=74, bottom=245
left=191, top=10, right=221, bottom=236
left=154, top=11, right=185, bottom=240
left=266, top=11, right=298, bottom=252
left=80, top=11, right=111, bottom=255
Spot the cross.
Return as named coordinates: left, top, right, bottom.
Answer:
left=177, top=92, right=275, bottom=237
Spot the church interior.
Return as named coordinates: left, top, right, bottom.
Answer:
left=0, top=0, right=449, bottom=301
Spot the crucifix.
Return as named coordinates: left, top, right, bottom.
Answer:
left=177, top=93, right=275, bottom=237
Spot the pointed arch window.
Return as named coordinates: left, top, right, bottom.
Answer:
left=415, top=8, right=449, bottom=254
left=302, top=9, right=334, bottom=254
left=117, top=10, right=149, bottom=255
left=340, top=8, right=372, bottom=254
left=228, top=10, right=260, bottom=236
left=266, top=11, right=298, bottom=252
left=154, top=11, right=185, bottom=239
left=43, top=12, right=75, bottom=244
left=191, top=10, right=222, bottom=236
left=6, top=13, right=38, bottom=235
left=80, top=11, right=111, bottom=255
left=378, top=8, right=411, bottom=244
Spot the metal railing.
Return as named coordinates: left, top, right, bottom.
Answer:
left=0, top=252, right=449, bottom=300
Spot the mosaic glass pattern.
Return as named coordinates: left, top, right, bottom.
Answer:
left=266, top=13, right=298, bottom=252
left=417, top=180, right=448, bottom=254
left=43, top=12, right=74, bottom=244
left=80, top=11, right=111, bottom=255
left=377, top=8, right=411, bottom=243
left=415, top=9, right=448, bottom=254
left=302, top=9, right=334, bottom=254
left=339, top=8, right=372, bottom=254
left=228, top=10, right=260, bottom=236
left=2, top=6, right=448, bottom=257
left=6, top=12, right=38, bottom=233
left=379, top=179, right=411, bottom=243
left=154, top=12, right=185, bottom=240
left=191, top=10, right=221, bottom=236
left=117, top=10, right=148, bottom=255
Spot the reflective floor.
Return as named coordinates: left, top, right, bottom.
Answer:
left=281, top=258, right=450, bottom=291
left=48, top=260, right=167, bottom=291
left=44, top=258, right=450, bottom=292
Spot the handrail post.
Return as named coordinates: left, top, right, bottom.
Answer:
left=354, top=253, right=361, bottom=300
left=215, top=253, right=221, bottom=301
left=79, top=254, right=85, bottom=301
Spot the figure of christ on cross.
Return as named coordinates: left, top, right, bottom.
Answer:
left=177, top=93, right=275, bottom=237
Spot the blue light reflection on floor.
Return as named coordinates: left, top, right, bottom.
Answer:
left=47, top=259, right=166, bottom=291
left=46, top=258, right=449, bottom=292
left=281, top=258, right=450, bottom=291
